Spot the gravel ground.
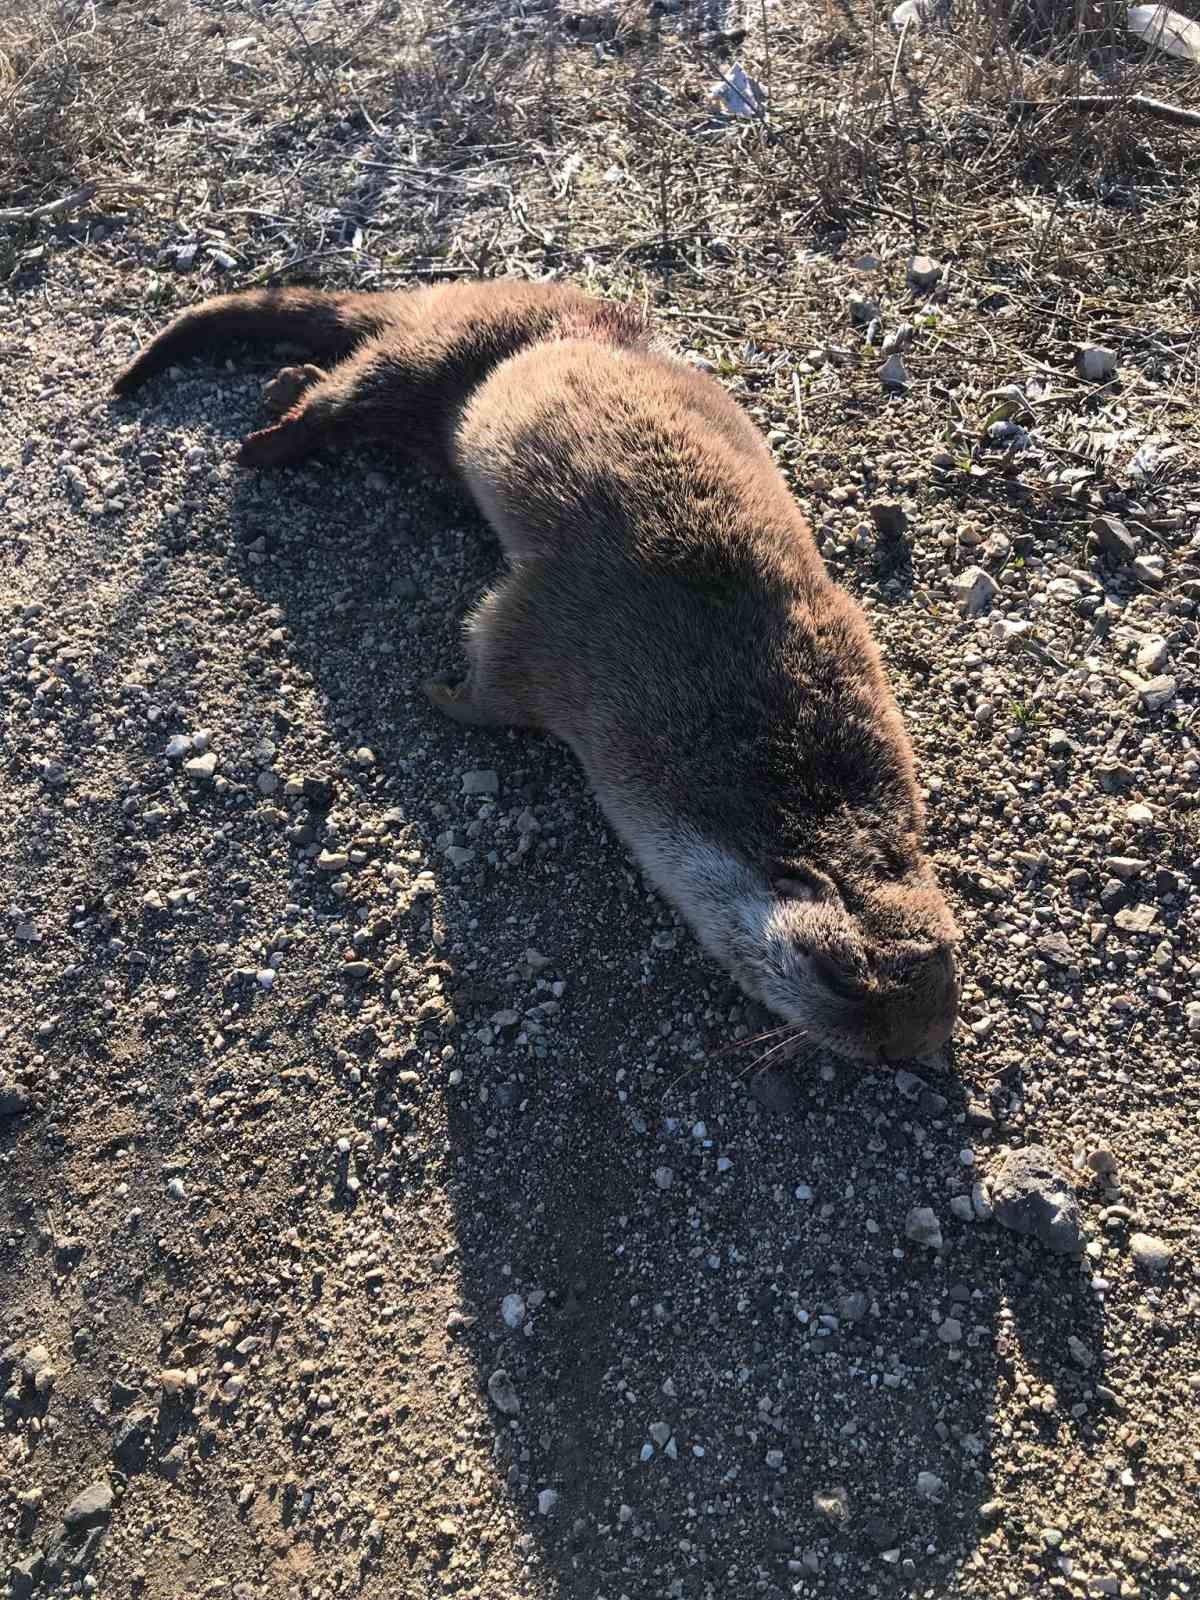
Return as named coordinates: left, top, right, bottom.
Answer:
left=2, top=2, right=1200, bottom=1597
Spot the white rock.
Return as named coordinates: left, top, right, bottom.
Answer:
left=184, top=752, right=218, bottom=780
left=1139, top=675, right=1176, bottom=712
left=848, top=294, right=880, bottom=325
left=1135, top=635, right=1169, bottom=675
left=906, top=253, right=942, bottom=292
left=1132, top=554, right=1165, bottom=586
left=500, top=1293, right=526, bottom=1329
left=1076, top=345, right=1116, bottom=381
left=916, top=1471, right=945, bottom=1502
left=537, top=1488, right=559, bottom=1516
left=949, top=566, right=999, bottom=617
left=163, top=734, right=193, bottom=759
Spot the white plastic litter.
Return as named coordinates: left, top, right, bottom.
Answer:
left=709, top=62, right=766, bottom=118
left=1126, top=4, right=1200, bottom=64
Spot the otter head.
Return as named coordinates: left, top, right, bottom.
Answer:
left=724, top=826, right=960, bottom=1064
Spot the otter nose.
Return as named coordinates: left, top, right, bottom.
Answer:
left=880, top=1007, right=956, bottom=1063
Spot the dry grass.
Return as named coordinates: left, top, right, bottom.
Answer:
left=0, top=0, right=1196, bottom=418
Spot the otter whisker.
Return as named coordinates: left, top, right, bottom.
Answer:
left=710, top=1022, right=800, bottom=1061
left=736, top=1025, right=810, bottom=1081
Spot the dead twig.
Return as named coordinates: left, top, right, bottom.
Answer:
left=0, top=181, right=96, bottom=224
left=882, top=19, right=920, bottom=247
left=1013, top=94, right=1200, bottom=132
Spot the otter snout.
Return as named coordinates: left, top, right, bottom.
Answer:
left=874, top=946, right=960, bottom=1062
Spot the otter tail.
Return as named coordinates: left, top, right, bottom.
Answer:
left=111, top=287, right=394, bottom=397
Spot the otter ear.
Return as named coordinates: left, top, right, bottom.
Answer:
left=770, top=864, right=839, bottom=903
left=773, top=876, right=817, bottom=902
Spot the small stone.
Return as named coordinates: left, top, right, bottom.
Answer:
left=537, top=1488, right=558, bottom=1516
left=9, top=1553, right=43, bottom=1599
left=1076, top=345, right=1116, bottom=381
left=949, top=566, right=999, bottom=617
left=916, top=1471, right=944, bottom=1502
left=937, top=1316, right=963, bottom=1344
left=653, top=1166, right=674, bottom=1190
left=445, top=845, right=476, bottom=868
left=1113, top=904, right=1158, bottom=934
left=1090, top=515, right=1138, bottom=563
left=183, top=751, right=218, bottom=780
left=878, top=353, right=909, bottom=387
left=461, top=768, right=500, bottom=796
left=159, top=1368, right=188, bottom=1396
left=112, top=1411, right=154, bottom=1473
left=765, top=1448, right=785, bottom=1469
left=1036, top=931, right=1074, bottom=967
left=1135, top=635, right=1169, bottom=675
left=487, top=1369, right=520, bottom=1415
left=436, top=1517, right=458, bottom=1540
left=1105, top=856, right=1147, bottom=880
left=906, top=253, right=942, bottom=292
left=649, top=1421, right=672, bottom=1447
left=905, top=1206, right=943, bottom=1250
left=849, top=294, right=881, bottom=325
left=950, top=1195, right=974, bottom=1222
left=1139, top=674, right=1176, bottom=712
left=838, top=1291, right=869, bottom=1322
left=990, top=1145, right=1083, bottom=1254
left=500, top=1294, right=526, bottom=1329
left=1131, top=553, right=1164, bottom=586
left=1129, top=1232, right=1172, bottom=1275
left=163, top=734, right=192, bottom=759
left=813, top=1485, right=851, bottom=1526
left=302, top=774, right=336, bottom=808
left=63, top=1483, right=113, bottom=1529
left=165, top=1177, right=186, bottom=1200
left=1067, top=1335, right=1094, bottom=1368
left=317, top=850, right=349, bottom=872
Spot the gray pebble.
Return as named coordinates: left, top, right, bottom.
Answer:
left=63, top=1482, right=113, bottom=1529
left=487, top=1369, right=520, bottom=1415
left=990, top=1146, right=1083, bottom=1254
left=461, top=768, right=500, bottom=796
left=905, top=1206, right=943, bottom=1250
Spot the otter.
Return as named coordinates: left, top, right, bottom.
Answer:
left=112, top=278, right=959, bottom=1063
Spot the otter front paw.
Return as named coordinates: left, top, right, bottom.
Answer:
left=262, top=363, right=326, bottom=418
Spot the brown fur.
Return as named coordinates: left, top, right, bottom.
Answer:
left=112, top=279, right=959, bottom=1062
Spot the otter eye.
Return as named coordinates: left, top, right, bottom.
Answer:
left=812, top=954, right=865, bottom=1001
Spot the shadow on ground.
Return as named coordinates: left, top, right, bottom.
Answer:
left=189, top=376, right=1110, bottom=1595
left=0, top=353, right=1109, bottom=1599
